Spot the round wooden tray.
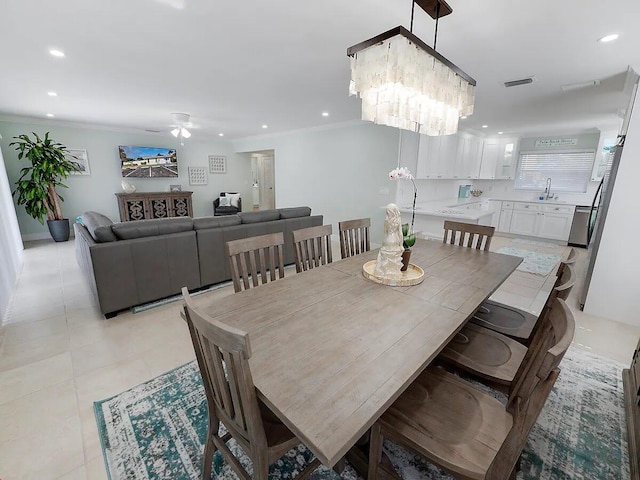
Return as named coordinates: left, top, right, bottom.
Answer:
left=362, top=260, right=425, bottom=286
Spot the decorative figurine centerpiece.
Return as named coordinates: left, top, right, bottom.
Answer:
left=374, top=203, right=404, bottom=278
left=362, top=203, right=425, bottom=286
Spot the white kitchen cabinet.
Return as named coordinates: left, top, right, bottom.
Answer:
left=487, top=200, right=502, bottom=228
left=510, top=203, right=540, bottom=235
left=507, top=202, right=575, bottom=241
left=456, top=134, right=483, bottom=179
left=478, top=137, right=519, bottom=179
left=417, top=132, right=482, bottom=179
left=497, top=201, right=514, bottom=233
left=496, top=138, right=518, bottom=179
left=537, top=204, right=575, bottom=240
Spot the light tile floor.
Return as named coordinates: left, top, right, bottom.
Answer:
left=0, top=237, right=638, bottom=479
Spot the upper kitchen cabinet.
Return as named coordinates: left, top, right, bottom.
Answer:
left=591, top=135, right=617, bottom=181
left=416, top=132, right=481, bottom=179
left=478, top=137, right=519, bottom=179
left=455, top=133, right=483, bottom=179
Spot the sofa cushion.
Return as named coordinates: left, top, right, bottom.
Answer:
left=193, top=215, right=241, bottom=230
left=279, top=207, right=312, bottom=219
left=239, top=210, right=280, bottom=224
left=112, top=217, right=194, bottom=240
left=80, top=211, right=117, bottom=243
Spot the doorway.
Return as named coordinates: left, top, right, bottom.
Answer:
left=251, top=151, right=276, bottom=211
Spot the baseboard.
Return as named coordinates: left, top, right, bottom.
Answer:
left=22, top=232, right=75, bottom=242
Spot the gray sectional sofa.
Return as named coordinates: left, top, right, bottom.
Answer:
left=74, top=207, right=322, bottom=317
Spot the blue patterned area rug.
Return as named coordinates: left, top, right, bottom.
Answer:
left=94, top=347, right=629, bottom=480
left=497, top=247, right=562, bottom=276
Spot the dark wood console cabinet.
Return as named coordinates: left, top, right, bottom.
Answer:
left=623, top=337, right=640, bottom=479
left=116, top=191, right=193, bottom=222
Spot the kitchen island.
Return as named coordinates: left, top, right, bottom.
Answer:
left=398, top=199, right=495, bottom=240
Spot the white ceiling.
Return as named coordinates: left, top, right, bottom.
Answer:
left=1, top=0, right=639, bottom=140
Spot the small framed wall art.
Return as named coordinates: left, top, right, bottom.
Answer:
left=209, top=155, right=226, bottom=174
left=188, top=166, right=208, bottom=186
left=169, top=184, right=182, bottom=191
left=67, top=149, right=91, bottom=175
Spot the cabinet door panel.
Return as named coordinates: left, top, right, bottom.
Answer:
left=498, top=209, right=513, bottom=233
left=537, top=213, right=573, bottom=241
left=479, top=142, right=499, bottom=179
left=510, top=211, right=539, bottom=235
left=438, top=135, right=458, bottom=178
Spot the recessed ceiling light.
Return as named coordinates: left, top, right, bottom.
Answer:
left=46, top=113, right=55, bottom=117
left=48, top=91, right=58, bottom=97
left=322, top=112, right=329, bottom=117
left=498, top=131, right=504, bottom=135
left=49, top=49, right=65, bottom=57
left=262, top=125, right=268, bottom=129
left=460, top=116, right=467, bottom=119
left=598, top=33, right=619, bottom=43
left=482, top=125, right=488, bottom=128
left=218, top=133, right=224, bottom=137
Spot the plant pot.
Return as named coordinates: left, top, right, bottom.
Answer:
left=47, top=219, right=70, bottom=242
left=401, top=248, right=412, bottom=272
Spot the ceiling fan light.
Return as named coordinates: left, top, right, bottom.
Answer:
left=171, top=128, right=180, bottom=137
left=181, top=128, right=191, bottom=138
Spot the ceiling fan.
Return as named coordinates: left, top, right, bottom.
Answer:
left=170, top=113, right=192, bottom=145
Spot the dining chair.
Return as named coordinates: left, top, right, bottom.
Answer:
left=443, top=220, right=495, bottom=251
left=368, top=297, right=574, bottom=480
left=292, top=224, right=333, bottom=273
left=438, top=263, right=576, bottom=391
left=226, top=232, right=285, bottom=293
left=472, top=256, right=576, bottom=344
left=338, top=218, right=371, bottom=259
left=182, top=288, right=321, bottom=480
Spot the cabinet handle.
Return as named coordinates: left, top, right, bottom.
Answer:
left=525, top=205, right=529, bottom=208
left=555, top=207, right=560, bottom=211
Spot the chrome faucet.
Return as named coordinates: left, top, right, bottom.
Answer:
left=544, top=177, right=552, bottom=200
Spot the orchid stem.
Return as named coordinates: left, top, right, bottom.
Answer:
left=411, top=179, right=416, bottom=236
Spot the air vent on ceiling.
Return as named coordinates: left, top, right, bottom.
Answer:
left=504, top=77, right=535, bottom=88
left=145, top=129, right=161, bottom=133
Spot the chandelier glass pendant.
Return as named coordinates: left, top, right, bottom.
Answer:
left=347, top=0, right=476, bottom=136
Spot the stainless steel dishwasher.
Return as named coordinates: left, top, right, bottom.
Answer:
left=568, top=205, right=593, bottom=247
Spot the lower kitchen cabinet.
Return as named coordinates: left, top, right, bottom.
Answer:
left=497, top=201, right=575, bottom=241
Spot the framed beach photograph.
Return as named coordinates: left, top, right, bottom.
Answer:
left=67, top=149, right=91, bottom=175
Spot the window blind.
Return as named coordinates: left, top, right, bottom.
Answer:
left=515, top=150, right=595, bottom=193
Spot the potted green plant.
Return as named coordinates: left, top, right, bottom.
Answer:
left=10, top=132, right=81, bottom=242
left=401, top=222, right=416, bottom=271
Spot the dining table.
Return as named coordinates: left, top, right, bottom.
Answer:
left=191, top=238, right=522, bottom=468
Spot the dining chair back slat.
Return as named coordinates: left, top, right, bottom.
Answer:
left=338, top=218, right=371, bottom=259
left=226, top=232, right=285, bottom=293
left=443, top=220, right=495, bottom=251
left=292, top=224, right=333, bottom=273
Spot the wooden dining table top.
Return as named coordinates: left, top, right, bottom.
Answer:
left=191, top=238, right=522, bottom=467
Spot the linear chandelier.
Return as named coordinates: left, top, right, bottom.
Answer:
left=347, top=0, right=476, bottom=136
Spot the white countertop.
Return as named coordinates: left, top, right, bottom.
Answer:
left=396, top=196, right=576, bottom=220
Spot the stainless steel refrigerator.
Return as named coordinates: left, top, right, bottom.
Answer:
left=579, top=82, right=638, bottom=309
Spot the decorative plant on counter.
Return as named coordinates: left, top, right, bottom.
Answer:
left=389, top=167, right=417, bottom=249
left=11, top=132, right=81, bottom=242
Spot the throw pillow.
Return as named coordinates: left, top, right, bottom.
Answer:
left=219, top=196, right=231, bottom=207
left=227, top=193, right=241, bottom=208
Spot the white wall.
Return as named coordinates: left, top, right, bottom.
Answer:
left=233, top=122, right=400, bottom=243
left=0, top=144, right=24, bottom=323
left=0, top=119, right=251, bottom=239
left=584, top=91, right=640, bottom=325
